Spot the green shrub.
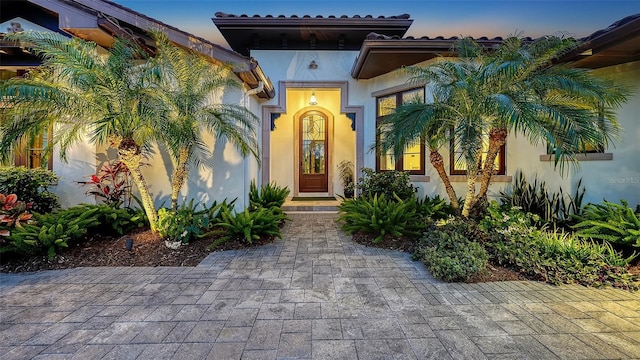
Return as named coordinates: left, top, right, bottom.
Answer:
left=210, top=206, right=287, bottom=247
left=479, top=201, right=540, bottom=234
left=207, top=198, right=237, bottom=223
left=158, top=199, right=211, bottom=244
left=416, top=195, right=455, bottom=220
left=0, top=167, right=60, bottom=213
left=249, top=181, right=290, bottom=210
left=356, top=168, right=417, bottom=201
left=572, top=200, right=640, bottom=249
left=486, top=227, right=638, bottom=290
left=414, top=229, right=488, bottom=282
left=499, top=172, right=584, bottom=225
left=338, top=193, right=423, bottom=242
left=5, top=206, right=101, bottom=259
left=78, top=203, right=147, bottom=236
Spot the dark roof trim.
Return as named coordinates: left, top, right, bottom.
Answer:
left=352, top=13, right=640, bottom=78
left=214, top=13, right=411, bottom=20
left=351, top=33, right=504, bottom=79
left=213, top=12, right=413, bottom=55
left=561, top=13, right=640, bottom=67
left=28, top=0, right=275, bottom=99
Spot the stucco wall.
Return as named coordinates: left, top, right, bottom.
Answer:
left=364, top=58, right=640, bottom=206
left=253, top=50, right=360, bottom=197
left=51, top=132, right=97, bottom=208
left=137, top=84, right=261, bottom=211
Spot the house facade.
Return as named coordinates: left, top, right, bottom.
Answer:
left=2, top=0, right=639, bottom=208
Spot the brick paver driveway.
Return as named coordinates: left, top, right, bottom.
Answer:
left=1, top=213, right=639, bottom=359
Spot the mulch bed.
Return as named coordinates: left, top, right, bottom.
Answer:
left=0, top=229, right=275, bottom=273
left=3, top=226, right=636, bottom=284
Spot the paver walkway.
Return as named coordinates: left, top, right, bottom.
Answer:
left=1, top=213, right=639, bottom=359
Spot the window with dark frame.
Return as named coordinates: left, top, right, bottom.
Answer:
left=450, top=133, right=506, bottom=176
left=375, top=87, right=425, bottom=175
left=546, top=106, right=606, bottom=155
left=0, top=69, right=53, bottom=170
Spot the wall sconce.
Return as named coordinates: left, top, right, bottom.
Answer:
left=309, top=60, right=318, bottom=69
left=309, top=91, right=317, bottom=106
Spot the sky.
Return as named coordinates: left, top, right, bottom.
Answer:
left=114, top=0, right=640, bottom=49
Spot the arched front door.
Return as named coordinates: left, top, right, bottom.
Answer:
left=299, top=111, right=328, bottom=192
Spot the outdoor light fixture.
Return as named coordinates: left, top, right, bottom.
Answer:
left=309, top=91, right=317, bottom=105
left=125, top=238, right=133, bottom=251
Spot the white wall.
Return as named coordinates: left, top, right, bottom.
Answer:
left=138, top=84, right=261, bottom=211
left=252, top=50, right=361, bottom=196
left=51, top=131, right=97, bottom=208
left=361, top=58, right=640, bottom=206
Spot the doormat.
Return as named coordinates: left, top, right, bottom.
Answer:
left=291, top=197, right=336, bottom=201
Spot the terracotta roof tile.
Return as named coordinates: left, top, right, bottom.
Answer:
left=581, top=13, right=640, bottom=41
left=213, top=12, right=410, bottom=20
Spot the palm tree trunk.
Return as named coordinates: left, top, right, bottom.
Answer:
left=474, top=128, right=507, bottom=204
left=461, top=153, right=481, bottom=218
left=429, top=149, right=459, bottom=209
left=117, top=139, right=159, bottom=233
left=170, top=147, right=190, bottom=211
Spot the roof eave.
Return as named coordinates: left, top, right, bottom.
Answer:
left=26, top=0, right=275, bottom=99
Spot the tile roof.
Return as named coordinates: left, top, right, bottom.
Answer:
left=213, top=13, right=411, bottom=20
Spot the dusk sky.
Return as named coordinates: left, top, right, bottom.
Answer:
left=114, top=0, right=639, bottom=48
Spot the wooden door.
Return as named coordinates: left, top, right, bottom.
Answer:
left=299, top=112, right=328, bottom=192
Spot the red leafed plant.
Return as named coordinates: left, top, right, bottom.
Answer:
left=78, top=160, right=133, bottom=208
left=0, top=193, right=33, bottom=237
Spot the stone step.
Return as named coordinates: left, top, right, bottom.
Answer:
left=282, top=198, right=341, bottom=212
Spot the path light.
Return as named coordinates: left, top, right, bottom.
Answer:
left=125, top=238, right=133, bottom=251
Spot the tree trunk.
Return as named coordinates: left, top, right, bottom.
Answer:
left=117, top=138, right=159, bottom=233
left=474, top=127, right=507, bottom=204
left=461, top=155, right=480, bottom=218
left=170, top=147, right=190, bottom=211
left=429, top=149, right=459, bottom=210
left=461, top=174, right=477, bottom=218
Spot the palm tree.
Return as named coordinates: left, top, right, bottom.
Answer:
left=150, top=33, right=260, bottom=210
left=379, top=36, right=630, bottom=217
left=0, top=32, right=165, bottom=231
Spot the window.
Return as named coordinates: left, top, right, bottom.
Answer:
left=450, top=133, right=506, bottom=175
left=13, top=130, right=53, bottom=170
left=375, top=88, right=425, bottom=175
left=0, top=68, right=53, bottom=170
left=546, top=105, right=607, bottom=156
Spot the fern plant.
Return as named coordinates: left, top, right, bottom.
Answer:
left=6, top=206, right=101, bottom=259
left=416, top=195, right=455, bottom=220
left=338, top=193, right=423, bottom=242
left=210, top=206, right=287, bottom=248
left=573, top=200, right=640, bottom=248
left=249, top=181, right=290, bottom=210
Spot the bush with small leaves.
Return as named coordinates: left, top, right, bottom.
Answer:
left=356, top=168, right=417, bottom=201
left=0, top=167, right=59, bottom=213
left=486, top=226, right=638, bottom=290
left=157, top=199, right=210, bottom=244
left=414, top=228, right=488, bottom=282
